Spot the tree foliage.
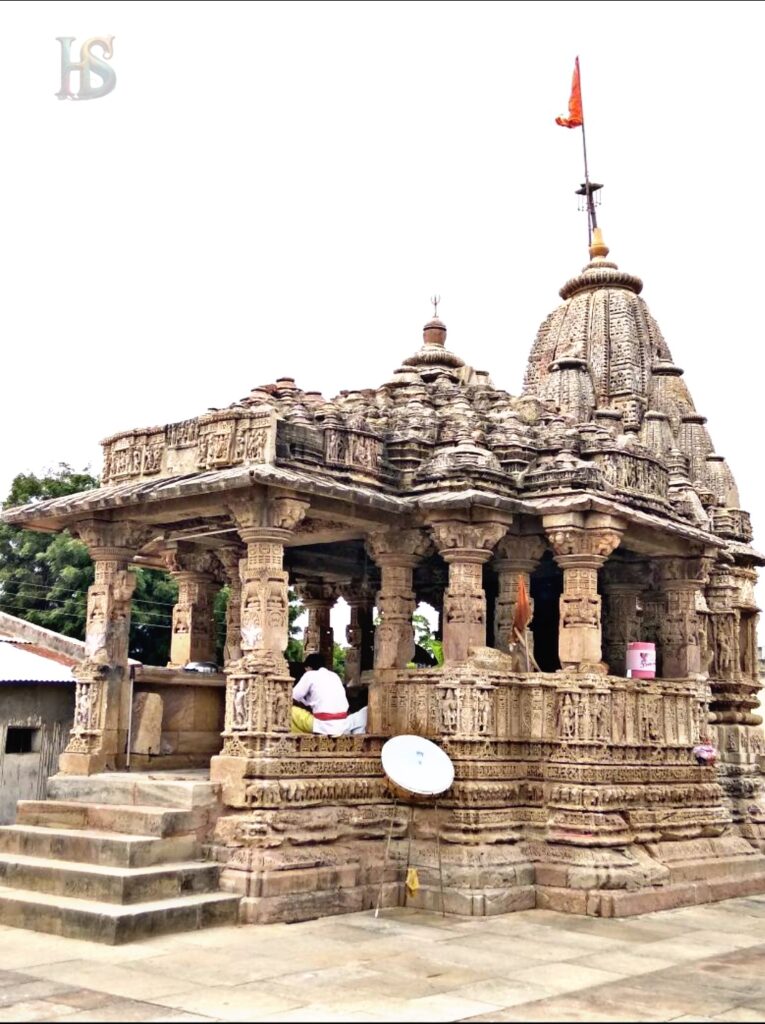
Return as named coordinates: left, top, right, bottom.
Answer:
left=413, top=611, right=444, bottom=666
left=0, top=464, right=180, bottom=666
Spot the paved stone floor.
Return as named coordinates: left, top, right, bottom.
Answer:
left=1, top=896, right=765, bottom=1022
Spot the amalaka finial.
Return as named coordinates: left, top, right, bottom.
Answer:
left=431, top=294, right=441, bottom=319
left=589, top=227, right=609, bottom=260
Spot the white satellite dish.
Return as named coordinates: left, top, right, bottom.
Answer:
left=381, top=735, right=455, bottom=799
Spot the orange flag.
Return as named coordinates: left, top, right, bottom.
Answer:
left=512, top=575, right=532, bottom=638
left=555, top=57, right=583, bottom=128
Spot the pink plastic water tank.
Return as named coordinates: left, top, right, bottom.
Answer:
left=626, top=641, right=656, bottom=679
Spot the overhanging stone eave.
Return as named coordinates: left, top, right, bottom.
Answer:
left=725, top=540, right=765, bottom=567
left=0, top=463, right=407, bottom=533
left=523, top=491, right=726, bottom=553
left=407, top=489, right=522, bottom=518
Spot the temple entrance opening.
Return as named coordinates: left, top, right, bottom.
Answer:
left=530, top=551, right=562, bottom=672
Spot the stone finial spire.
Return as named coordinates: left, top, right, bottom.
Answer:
left=423, top=315, right=447, bottom=349
left=589, top=227, right=609, bottom=260
left=397, top=300, right=464, bottom=371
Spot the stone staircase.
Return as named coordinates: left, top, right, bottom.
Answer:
left=0, top=772, right=241, bottom=944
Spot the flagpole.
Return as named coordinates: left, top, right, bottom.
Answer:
left=578, top=58, right=597, bottom=244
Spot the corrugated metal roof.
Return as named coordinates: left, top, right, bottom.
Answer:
left=0, top=640, right=75, bottom=683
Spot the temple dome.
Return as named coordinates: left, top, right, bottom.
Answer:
left=522, top=228, right=745, bottom=531
left=400, top=317, right=465, bottom=372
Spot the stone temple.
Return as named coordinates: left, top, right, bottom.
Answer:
left=1, top=227, right=764, bottom=941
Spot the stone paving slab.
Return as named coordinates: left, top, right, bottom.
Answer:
left=0, top=895, right=764, bottom=1021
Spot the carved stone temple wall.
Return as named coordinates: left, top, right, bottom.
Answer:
left=4, top=227, right=764, bottom=923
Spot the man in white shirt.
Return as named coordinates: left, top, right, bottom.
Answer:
left=291, top=652, right=350, bottom=736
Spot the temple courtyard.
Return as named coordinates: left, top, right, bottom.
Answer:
left=1, top=897, right=765, bottom=1023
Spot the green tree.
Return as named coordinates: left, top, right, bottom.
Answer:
left=286, top=589, right=305, bottom=664
left=0, top=464, right=180, bottom=666
left=332, top=642, right=347, bottom=679
left=413, top=611, right=444, bottom=666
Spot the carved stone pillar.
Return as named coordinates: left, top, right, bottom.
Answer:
left=706, top=560, right=743, bottom=716
left=429, top=518, right=511, bottom=664
left=60, top=520, right=149, bottom=775
left=211, top=494, right=309, bottom=806
left=544, top=513, right=625, bottom=671
left=367, top=529, right=432, bottom=669
left=493, top=533, right=546, bottom=654
left=231, top=496, right=309, bottom=671
left=601, top=562, right=645, bottom=676
left=295, top=580, right=336, bottom=667
left=703, top=561, right=765, bottom=850
left=337, top=580, right=376, bottom=686
left=655, top=555, right=710, bottom=679
left=165, top=546, right=219, bottom=668
left=217, top=546, right=245, bottom=666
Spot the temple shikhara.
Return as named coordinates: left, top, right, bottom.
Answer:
left=1, top=223, right=764, bottom=942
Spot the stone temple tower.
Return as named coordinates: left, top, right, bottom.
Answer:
left=523, top=228, right=763, bottom=847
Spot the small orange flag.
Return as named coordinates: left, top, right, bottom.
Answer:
left=512, top=575, right=532, bottom=639
left=555, top=57, right=583, bottom=128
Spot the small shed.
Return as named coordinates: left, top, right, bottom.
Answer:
left=0, top=623, right=78, bottom=823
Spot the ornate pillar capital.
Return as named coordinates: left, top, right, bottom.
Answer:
left=429, top=517, right=510, bottom=565
left=71, top=518, right=154, bottom=562
left=162, top=543, right=219, bottom=580
left=227, top=493, right=309, bottom=544
left=655, top=554, right=714, bottom=592
left=366, top=527, right=433, bottom=568
left=543, top=512, right=625, bottom=571
left=335, top=578, right=377, bottom=608
left=494, top=533, right=547, bottom=573
left=293, top=580, right=337, bottom=607
left=216, top=545, right=246, bottom=583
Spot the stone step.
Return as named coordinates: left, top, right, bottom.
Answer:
left=666, top=854, right=765, bottom=884
left=0, top=853, right=221, bottom=904
left=0, top=825, right=199, bottom=868
left=15, top=801, right=196, bottom=838
left=0, top=885, right=240, bottom=944
left=47, top=773, right=220, bottom=811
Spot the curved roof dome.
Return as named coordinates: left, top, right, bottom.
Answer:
left=522, top=230, right=742, bottom=513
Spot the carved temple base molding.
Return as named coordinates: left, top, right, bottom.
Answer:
left=210, top=815, right=765, bottom=924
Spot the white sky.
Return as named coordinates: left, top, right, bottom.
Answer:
left=1, top=0, right=764, bottom=625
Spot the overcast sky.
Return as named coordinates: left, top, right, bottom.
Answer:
left=1, top=0, right=763, bottom=621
